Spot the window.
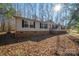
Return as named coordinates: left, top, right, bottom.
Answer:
left=55, top=25, right=58, bottom=29
left=30, top=21, right=35, bottom=28
left=40, top=23, right=48, bottom=29
left=22, top=20, right=28, bottom=28
left=40, top=23, right=43, bottom=28
left=44, top=24, right=48, bottom=29
left=52, top=24, right=55, bottom=29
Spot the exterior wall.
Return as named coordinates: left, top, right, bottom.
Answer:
left=10, top=17, right=16, bottom=31
left=4, top=17, right=16, bottom=32
left=14, top=17, right=54, bottom=38
left=15, top=17, right=50, bottom=31
left=0, top=16, right=16, bottom=32
left=47, top=22, right=53, bottom=29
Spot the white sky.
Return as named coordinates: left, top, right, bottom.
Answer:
left=0, top=0, right=79, bottom=3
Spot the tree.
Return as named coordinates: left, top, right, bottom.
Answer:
left=68, top=4, right=79, bottom=32
left=0, top=3, right=8, bottom=31
left=0, top=3, right=16, bottom=32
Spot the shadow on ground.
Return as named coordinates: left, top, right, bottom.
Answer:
left=0, top=31, right=67, bottom=46
left=67, top=35, right=79, bottom=45
left=66, top=35, right=79, bottom=56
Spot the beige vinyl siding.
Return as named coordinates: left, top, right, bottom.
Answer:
left=15, top=17, right=54, bottom=31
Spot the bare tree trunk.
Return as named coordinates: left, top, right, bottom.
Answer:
left=8, top=19, right=11, bottom=32
left=1, top=15, right=5, bottom=32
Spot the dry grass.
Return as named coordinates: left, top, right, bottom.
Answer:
left=0, top=34, right=79, bottom=56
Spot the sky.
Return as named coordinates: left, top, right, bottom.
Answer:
left=11, top=3, right=70, bottom=26
left=0, top=3, right=70, bottom=26
left=12, top=3, right=53, bottom=18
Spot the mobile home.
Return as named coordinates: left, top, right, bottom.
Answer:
left=14, top=16, right=55, bottom=38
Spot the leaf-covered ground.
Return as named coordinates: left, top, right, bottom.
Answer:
left=0, top=34, right=79, bottom=56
